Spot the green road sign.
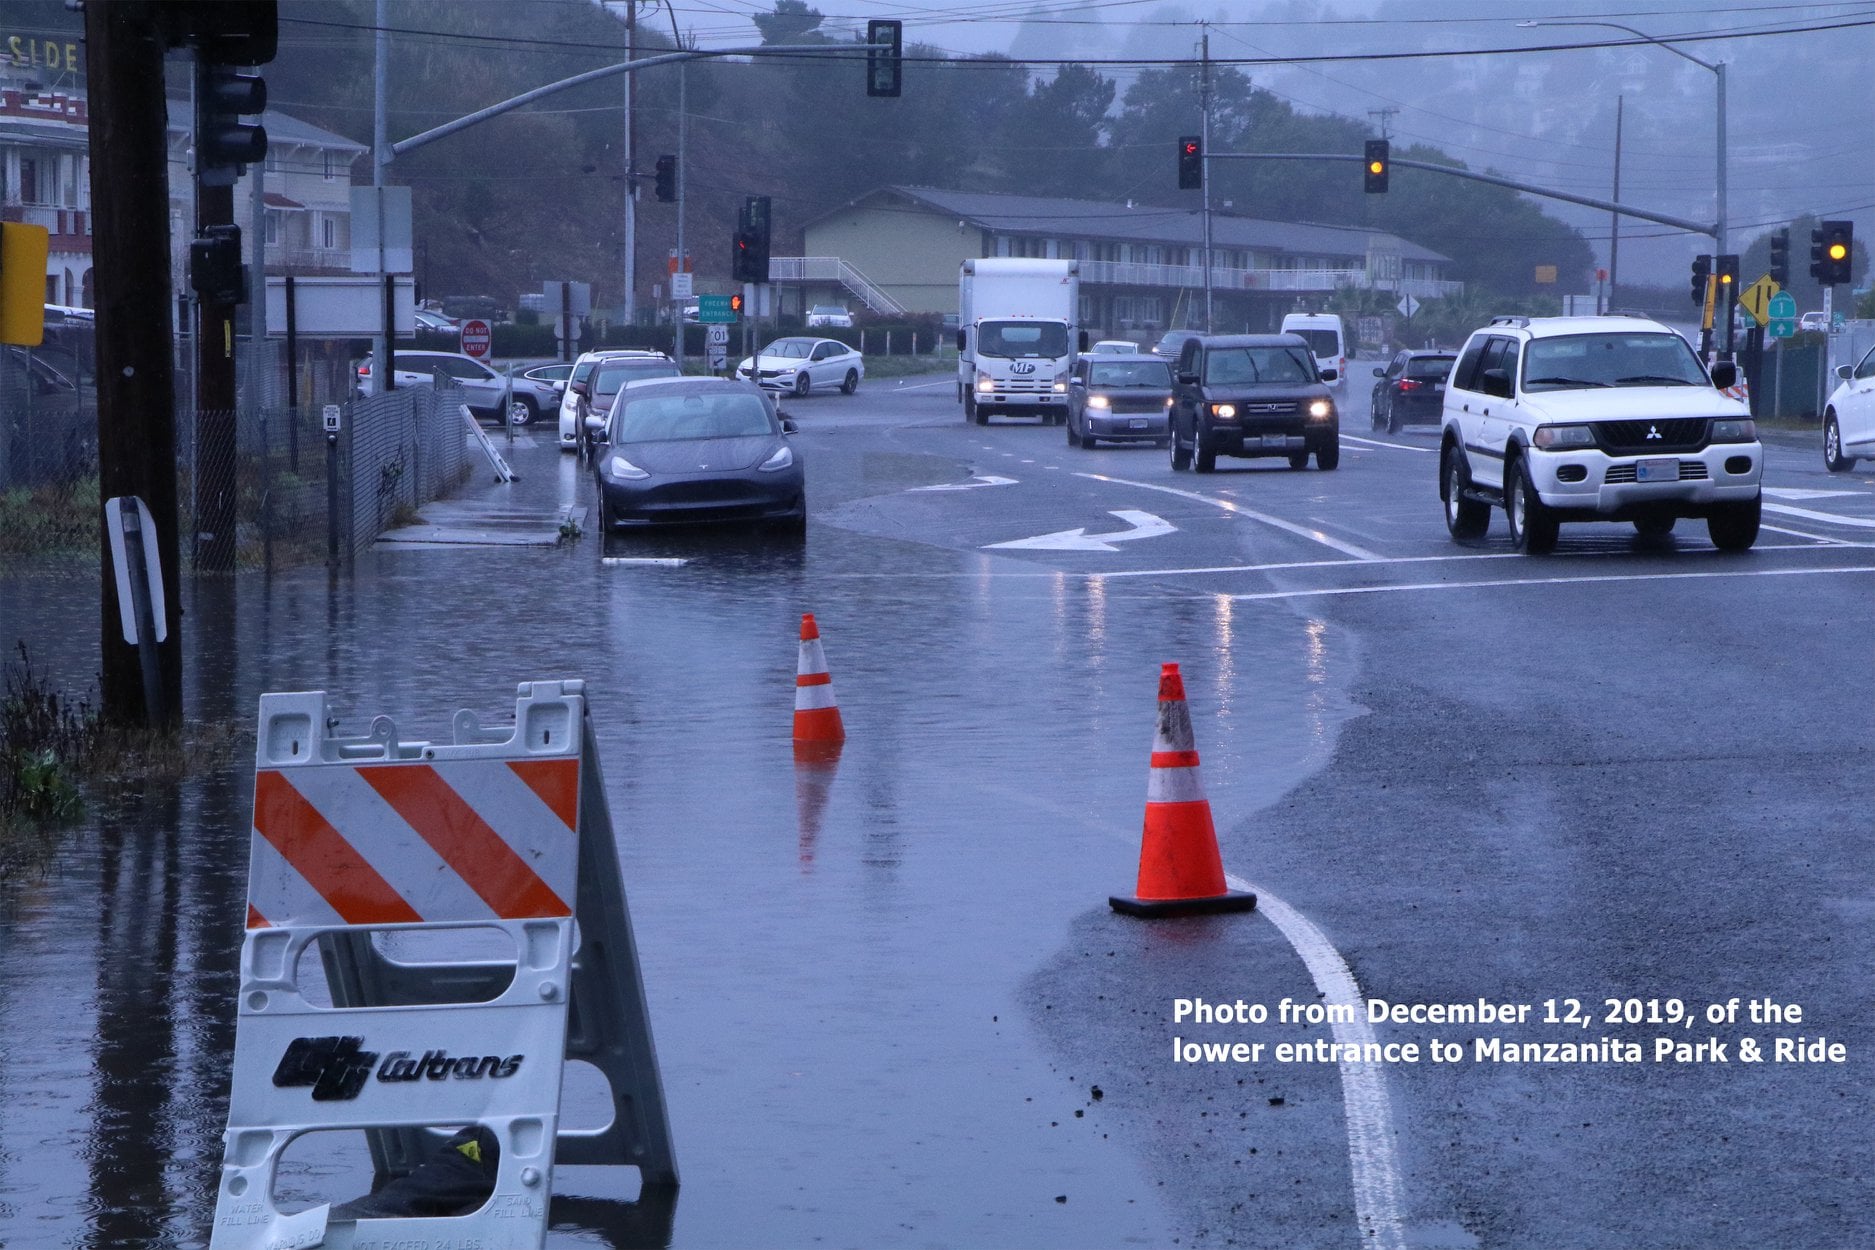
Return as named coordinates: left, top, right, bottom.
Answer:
left=697, top=293, right=737, bottom=324
left=1767, top=290, right=1798, bottom=339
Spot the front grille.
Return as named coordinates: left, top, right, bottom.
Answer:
left=1242, top=401, right=1299, bottom=415
left=1604, top=461, right=1708, bottom=484
left=993, top=380, right=1054, bottom=394
left=1103, top=398, right=1169, bottom=414
left=1595, top=418, right=1707, bottom=453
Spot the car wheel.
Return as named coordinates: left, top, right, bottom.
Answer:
left=1170, top=428, right=1192, bottom=471
left=1824, top=413, right=1854, bottom=471
left=1707, top=496, right=1761, bottom=552
left=794, top=372, right=811, bottom=398
left=841, top=369, right=859, bottom=396
left=964, top=393, right=978, bottom=424
left=1372, top=395, right=1386, bottom=431
left=1387, top=410, right=1403, bottom=435
left=508, top=396, right=536, bottom=426
left=1506, top=457, right=1558, bottom=554
left=1442, top=443, right=1490, bottom=541
left=1067, top=419, right=1081, bottom=447
left=1315, top=438, right=1340, bottom=470
left=1633, top=515, right=1676, bottom=537
left=1287, top=450, right=1310, bottom=470
left=1195, top=443, right=1216, bottom=473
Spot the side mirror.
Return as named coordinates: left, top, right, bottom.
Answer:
left=1078, top=330, right=1090, bottom=352
left=956, top=329, right=967, bottom=352
left=571, top=381, right=589, bottom=398
left=1481, top=367, right=1511, bottom=399
left=583, top=413, right=606, bottom=433
left=1837, top=364, right=1853, bottom=380
left=781, top=417, right=798, bottom=434
left=1177, top=371, right=1198, bottom=385
left=1373, top=367, right=1386, bottom=378
left=1319, top=368, right=1338, bottom=383
left=1708, top=361, right=1738, bottom=390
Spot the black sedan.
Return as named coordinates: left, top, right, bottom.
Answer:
left=590, top=378, right=805, bottom=534
left=1371, top=349, right=1456, bottom=433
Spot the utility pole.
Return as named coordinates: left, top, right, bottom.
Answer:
left=1366, top=107, right=1397, bottom=139
left=1607, top=95, right=1623, bottom=314
left=83, top=0, right=183, bottom=726
left=194, top=125, right=239, bottom=572
left=622, top=0, right=636, bottom=326
left=372, top=0, right=391, bottom=397
left=673, top=60, right=686, bottom=371
left=1199, top=28, right=1213, bottom=333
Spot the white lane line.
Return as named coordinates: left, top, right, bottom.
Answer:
left=1763, top=500, right=1875, bottom=528
left=1342, top=434, right=1436, bottom=454
left=895, top=379, right=958, bottom=391
left=1226, top=563, right=1875, bottom=602
left=1228, top=876, right=1407, bottom=1250
left=600, top=557, right=689, bottom=567
left=1075, top=472, right=1386, bottom=561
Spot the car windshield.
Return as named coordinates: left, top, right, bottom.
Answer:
left=1203, top=347, right=1317, bottom=385
left=1291, top=329, right=1340, bottom=358
left=1089, top=360, right=1172, bottom=388
left=1523, top=333, right=1707, bottom=391
left=594, top=361, right=681, bottom=393
left=979, top=321, right=1070, bottom=359
left=612, top=391, right=775, bottom=442
left=1404, top=357, right=1455, bottom=381
left=761, top=339, right=814, bottom=359
left=811, top=307, right=845, bottom=316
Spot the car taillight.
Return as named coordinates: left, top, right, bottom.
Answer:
left=1397, top=380, right=1420, bottom=392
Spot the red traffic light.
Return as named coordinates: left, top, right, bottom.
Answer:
left=729, top=293, right=744, bottom=312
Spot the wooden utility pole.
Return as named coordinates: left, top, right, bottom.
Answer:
left=84, top=0, right=183, bottom=727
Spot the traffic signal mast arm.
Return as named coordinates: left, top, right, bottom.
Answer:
left=1208, top=151, right=1717, bottom=240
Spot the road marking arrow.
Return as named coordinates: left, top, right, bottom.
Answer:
left=984, top=509, right=1176, bottom=552
left=910, top=474, right=1018, bottom=492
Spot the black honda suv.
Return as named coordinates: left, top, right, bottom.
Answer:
left=1169, top=334, right=1340, bottom=471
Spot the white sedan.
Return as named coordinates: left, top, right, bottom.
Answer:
left=1823, top=341, right=1875, bottom=471
left=735, top=337, right=864, bottom=397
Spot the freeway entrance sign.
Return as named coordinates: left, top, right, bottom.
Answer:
left=697, top=293, right=737, bottom=324
left=1739, top=275, right=1778, bottom=327
left=1767, top=290, right=1798, bottom=339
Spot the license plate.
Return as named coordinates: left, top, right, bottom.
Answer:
left=1636, top=457, right=1678, bottom=483
left=1260, top=434, right=1289, bottom=448
left=1129, top=418, right=1148, bottom=429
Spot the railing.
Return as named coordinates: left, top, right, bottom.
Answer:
left=765, top=257, right=907, bottom=316
left=266, top=245, right=353, bottom=273
left=1079, top=258, right=1462, bottom=300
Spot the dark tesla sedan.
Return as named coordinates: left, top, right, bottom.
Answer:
left=1370, top=349, right=1456, bottom=433
left=590, top=378, right=805, bottom=533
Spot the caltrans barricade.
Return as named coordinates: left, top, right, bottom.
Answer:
left=210, top=680, right=676, bottom=1249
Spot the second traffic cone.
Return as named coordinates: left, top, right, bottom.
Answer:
left=1109, top=663, right=1256, bottom=918
left=793, top=613, right=846, bottom=745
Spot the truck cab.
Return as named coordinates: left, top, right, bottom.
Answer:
left=958, top=258, right=1086, bottom=426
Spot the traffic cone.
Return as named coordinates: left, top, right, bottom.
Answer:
left=793, top=613, right=846, bottom=745
left=1109, top=663, right=1257, bottom=918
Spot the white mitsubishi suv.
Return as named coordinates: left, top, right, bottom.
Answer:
left=1438, top=315, right=1762, bottom=553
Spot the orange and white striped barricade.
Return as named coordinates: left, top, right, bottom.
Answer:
left=209, top=679, right=676, bottom=1250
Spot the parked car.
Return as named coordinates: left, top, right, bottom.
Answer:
left=557, top=350, right=674, bottom=449
left=590, top=377, right=805, bottom=534
left=353, top=349, right=531, bottom=426
left=1169, top=333, right=1340, bottom=472
left=411, top=310, right=460, bottom=339
left=735, top=337, right=864, bottom=397
left=1371, top=350, right=1456, bottom=433
left=805, top=305, right=854, bottom=328
left=1438, top=314, right=1761, bottom=553
left=1799, top=311, right=1830, bottom=333
left=570, top=354, right=684, bottom=452
left=1090, top=339, right=1140, bottom=354
left=512, top=362, right=574, bottom=421
left=1823, top=341, right=1875, bottom=471
left=1067, top=353, right=1173, bottom=449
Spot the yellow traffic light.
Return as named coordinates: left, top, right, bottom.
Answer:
left=1828, top=242, right=1849, bottom=262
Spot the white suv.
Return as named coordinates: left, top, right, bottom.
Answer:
left=1438, top=315, right=1762, bottom=553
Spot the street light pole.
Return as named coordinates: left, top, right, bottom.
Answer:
left=1518, top=19, right=1727, bottom=255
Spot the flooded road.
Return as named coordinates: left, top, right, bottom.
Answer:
left=0, top=390, right=1364, bottom=1249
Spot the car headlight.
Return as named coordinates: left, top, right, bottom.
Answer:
left=1532, top=424, right=1595, bottom=449
left=605, top=455, right=650, bottom=481
left=1053, top=380, right=1068, bottom=393
left=1307, top=400, right=1333, bottom=421
left=1087, top=395, right=1110, bottom=409
left=1210, top=403, right=1236, bottom=419
left=977, top=372, right=995, bottom=392
left=1709, top=418, right=1756, bottom=442
left=759, top=444, right=795, bottom=472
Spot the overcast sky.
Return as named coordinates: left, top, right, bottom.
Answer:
left=650, top=0, right=1875, bottom=290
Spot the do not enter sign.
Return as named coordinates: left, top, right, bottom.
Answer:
left=461, top=318, right=492, bottom=358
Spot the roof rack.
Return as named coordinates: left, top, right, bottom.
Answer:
left=1487, top=315, right=1530, bottom=327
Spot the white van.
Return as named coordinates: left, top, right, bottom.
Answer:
left=1280, top=313, right=1347, bottom=389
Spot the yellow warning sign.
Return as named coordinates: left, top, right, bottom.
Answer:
left=1739, top=275, right=1779, bottom=327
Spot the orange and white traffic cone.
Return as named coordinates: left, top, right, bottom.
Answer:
left=792, top=613, right=846, bottom=746
left=1110, top=663, right=1257, bottom=918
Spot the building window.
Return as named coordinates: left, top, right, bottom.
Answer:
left=19, top=156, right=40, bottom=204
left=323, top=151, right=335, bottom=180
left=322, top=216, right=336, bottom=249
left=266, top=149, right=282, bottom=172
left=266, top=211, right=279, bottom=245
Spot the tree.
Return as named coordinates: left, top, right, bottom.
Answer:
left=753, top=0, right=825, bottom=46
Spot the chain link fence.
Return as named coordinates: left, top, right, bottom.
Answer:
left=3, top=333, right=476, bottom=572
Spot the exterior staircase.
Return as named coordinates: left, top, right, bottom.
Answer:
left=764, top=257, right=906, bottom=316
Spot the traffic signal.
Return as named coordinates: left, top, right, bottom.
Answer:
left=1690, top=254, right=1711, bottom=306
left=1768, top=228, right=1789, bottom=287
left=729, top=292, right=744, bottom=315
left=654, top=154, right=676, bottom=203
left=1812, top=219, right=1853, bottom=286
left=866, top=19, right=903, bottom=98
left=195, top=62, right=267, bottom=187
left=1715, top=253, right=1738, bottom=289
left=1364, top=138, right=1390, bottom=194
left=189, top=224, right=246, bottom=304
left=1177, top=136, right=1202, bottom=190
left=732, top=195, right=771, bottom=284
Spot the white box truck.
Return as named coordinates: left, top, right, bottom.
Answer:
left=957, top=258, right=1085, bottom=425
